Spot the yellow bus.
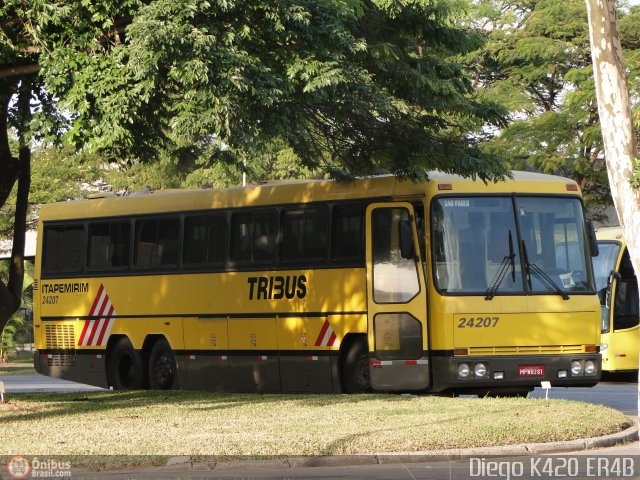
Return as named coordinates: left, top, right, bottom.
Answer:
left=595, top=227, right=639, bottom=373
left=33, top=172, right=601, bottom=395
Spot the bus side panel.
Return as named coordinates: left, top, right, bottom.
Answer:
left=227, top=318, right=280, bottom=392
left=180, top=317, right=230, bottom=391
left=602, top=327, right=639, bottom=372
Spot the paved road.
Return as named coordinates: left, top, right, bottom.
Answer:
left=0, top=373, right=103, bottom=393
left=529, top=378, right=638, bottom=416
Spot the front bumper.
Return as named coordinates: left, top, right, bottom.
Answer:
left=431, top=353, right=601, bottom=392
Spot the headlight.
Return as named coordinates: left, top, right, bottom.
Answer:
left=584, top=360, right=597, bottom=375
left=571, top=360, right=583, bottom=376
left=458, top=363, right=470, bottom=378
left=474, top=363, right=487, bottom=377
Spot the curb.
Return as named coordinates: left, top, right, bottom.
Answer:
left=159, top=424, right=638, bottom=472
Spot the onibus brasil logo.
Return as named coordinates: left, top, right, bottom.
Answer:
left=6, top=455, right=72, bottom=478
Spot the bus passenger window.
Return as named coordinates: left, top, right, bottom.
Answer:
left=88, top=221, right=131, bottom=270
left=614, top=252, right=639, bottom=330
left=253, top=211, right=276, bottom=262
left=230, top=210, right=276, bottom=264
left=183, top=214, right=226, bottom=265
left=134, top=218, right=180, bottom=268
left=331, top=205, right=364, bottom=261
left=281, top=207, right=328, bottom=261
left=43, top=224, right=85, bottom=273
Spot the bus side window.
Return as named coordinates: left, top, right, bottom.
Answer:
left=614, top=250, right=639, bottom=330
left=281, top=207, right=329, bottom=262
left=614, top=279, right=639, bottom=330
left=88, top=221, right=131, bottom=270
left=230, top=210, right=276, bottom=264
left=331, top=205, right=364, bottom=262
left=183, top=214, right=227, bottom=266
left=134, top=218, right=180, bottom=268
left=43, top=224, right=85, bottom=273
left=253, top=210, right=277, bottom=263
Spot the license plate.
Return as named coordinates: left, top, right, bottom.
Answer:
left=518, top=365, right=545, bottom=377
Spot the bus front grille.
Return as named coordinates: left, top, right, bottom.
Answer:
left=468, top=345, right=585, bottom=356
left=45, top=324, right=76, bottom=349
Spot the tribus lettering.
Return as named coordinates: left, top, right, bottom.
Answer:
left=248, top=275, right=307, bottom=300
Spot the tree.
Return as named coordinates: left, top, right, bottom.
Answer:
left=585, top=0, right=640, bottom=418
left=468, top=0, right=640, bottom=218
left=0, top=260, right=32, bottom=362
left=0, top=0, right=511, bottom=330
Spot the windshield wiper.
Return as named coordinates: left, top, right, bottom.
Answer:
left=485, top=231, right=516, bottom=301
left=522, top=242, right=569, bottom=300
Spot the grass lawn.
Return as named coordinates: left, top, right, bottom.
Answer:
left=0, top=391, right=631, bottom=459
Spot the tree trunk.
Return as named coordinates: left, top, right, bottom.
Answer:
left=0, top=81, right=31, bottom=332
left=585, top=0, right=640, bottom=422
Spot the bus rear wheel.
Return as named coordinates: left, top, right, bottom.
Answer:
left=148, top=338, right=178, bottom=390
left=108, top=337, right=145, bottom=390
left=341, top=338, right=371, bottom=393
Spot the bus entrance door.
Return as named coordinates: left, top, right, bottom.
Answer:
left=366, top=203, right=430, bottom=391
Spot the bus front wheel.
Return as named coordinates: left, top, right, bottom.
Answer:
left=107, top=337, right=145, bottom=390
left=148, top=338, right=178, bottom=390
left=341, top=338, right=371, bottom=393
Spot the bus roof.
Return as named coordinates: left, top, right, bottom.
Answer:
left=39, top=171, right=581, bottom=221
left=596, top=225, right=624, bottom=242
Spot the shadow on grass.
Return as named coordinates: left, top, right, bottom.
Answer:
left=0, top=390, right=394, bottom=423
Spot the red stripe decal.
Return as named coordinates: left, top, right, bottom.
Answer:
left=78, top=320, right=92, bottom=346
left=88, top=284, right=105, bottom=316
left=315, top=320, right=330, bottom=347
left=95, top=306, right=114, bottom=346
left=327, top=332, right=337, bottom=347
left=86, top=295, right=110, bottom=345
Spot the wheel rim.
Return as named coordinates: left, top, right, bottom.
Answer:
left=153, top=353, right=174, bottom=389
left=353, top=353, right=370, bottom=390
left=118, top=354, right=135, bottom=389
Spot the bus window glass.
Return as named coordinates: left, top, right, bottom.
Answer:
left=372, top=208, right=420, bottom=303
left=43, top=224, right=85, bottom=273
left=431, top=197, right=523, bottom=294
left=517, top=197, right=594, bottom=293
left=134, top=218, right=180, bottom=268
left=613, top=280, right=639, bottom=330
left=230, top=210, right=276, bottom=264
left=592, top=242, right=621, bottom=301
left=613, top=251, right=639, bottom=330
left=331, top=205, right=363, bottom=261
left=253, top=210, right=276, bottom=263
left=374, top=313, right=422, bottom=360
left=281, top=207, right=328, bottom=261
left=183, top=214, right=226, bottom=265
left=88, top=222, right=131, bottom=269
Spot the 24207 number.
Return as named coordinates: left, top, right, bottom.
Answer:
left=457, top=317, right=499, bottom=328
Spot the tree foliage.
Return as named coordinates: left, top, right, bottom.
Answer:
left=0, top=0, right=511, bottom=328
left=467, top=0, right=640, bottom=218
left=43, top=0, right=508, bottom=180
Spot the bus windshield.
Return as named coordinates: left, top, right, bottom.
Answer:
left=432, top=196, right=595, bottom=295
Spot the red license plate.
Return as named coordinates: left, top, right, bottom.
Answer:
left=518, top=365, right=545, bottom=377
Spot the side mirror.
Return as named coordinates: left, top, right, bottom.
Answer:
left=399, top=220, right=416, bottom=260
left=587, top=221, right=599, bottom=257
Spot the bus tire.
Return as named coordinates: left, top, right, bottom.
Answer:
left=107, top=337, right=145, bottom=390
left=341, top=338, right=371, bottom=393
left=148, top=338, right=178, bottom=390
